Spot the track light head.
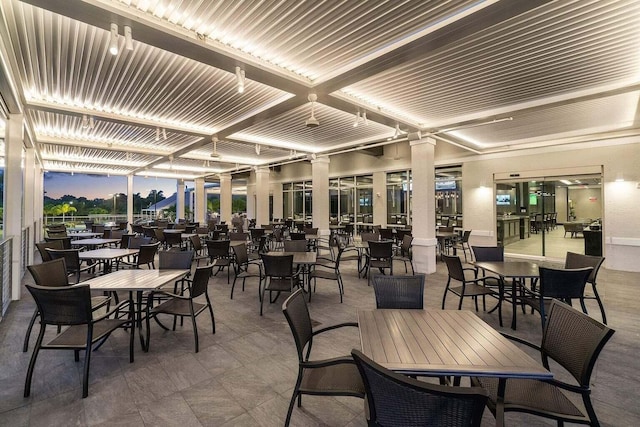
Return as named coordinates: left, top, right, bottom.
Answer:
left=109, top=23, right=119, bottom=55
left=124, top=25, right=133, bottom=51
left=155, top=127, right=160, bottom=141
left=306, top=93, right=319, bottom=127
left=255, top=144, right=261, bottom=155
left=235, top=66, right=245, bottom=93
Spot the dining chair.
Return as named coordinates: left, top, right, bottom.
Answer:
left=378, top=228, right=394, bottom=241
left=309, top=244, right=348, bottom=302
left=158, top=250, right=193, bottom=293
left=521, top=266, right=592, bottom=330
left=128, top=235, right=152, bottom=249
left=205, top=239, right=232, bottom=283
left=352, top=349, right=487, bottom=427
left=282, top=289, right=365, bottom=427
left=472, top=300, right=615, bottom=427
left=259, top=253, right=300, bottom=315
left=36, top=240, right=64, bottom=262
left=283, top=239, right=308, bottom=252
left=452, top=230, right=472, bottom=262
left=471, top=245, right=506, bottom=310
left=145, top=264, right=215, bottom=353
left=565, top=252, right=607, bottom=323
left=44, top=236, right=72, bottom=249
left=366, top=240, right=394, bottom=286
left=442, top=254, right=503, bottom=326
left=163, top=231, right=183, bottom=250
left=372, top=274, right=425, bottom=309
left=188, top=234, right=209, bottom=266
left=46, top=248, right=98, bottom=283
left=119, top=242, right=160, bottom=270
left=24, top=283, right=133, bottom=398
left=230, top=242, right=263, bottom=300
left=288, top=232, right=306, bottom=241
left=393, top=234, right=414, bottom=274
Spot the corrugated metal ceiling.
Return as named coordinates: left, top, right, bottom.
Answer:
left=0, top=0, right=638, bottom=179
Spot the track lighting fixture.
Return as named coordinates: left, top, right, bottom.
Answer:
left=362, top=111, right=368, bottom=125
left=306, top=93, right=319, bottom=128
left=81, top=114, right=89, bottom=129
left=255, top=144, right=261, bottom=155
left=393, top=123, right=400, bottom=139
left=109, top=23, right=119, bottom=55
left=155, top=127, right=160, bottom=141
left=162, top=128, right=167, bottom=140
left=210, top=135, right=221, bottom=158
left=124, top=25, right=133, bottom=51
left=235, top=66, right=245, bottom=94
left=353, top=109, right=368, bottom=127
left=353, top=111, right=361, bottom=127
left=89, top=116, right=95, bottom=129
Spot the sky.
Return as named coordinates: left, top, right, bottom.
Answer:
left=44, top=172, right=182, bottom=200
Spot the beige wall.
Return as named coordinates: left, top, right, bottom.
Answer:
left=569, top=187, right=602, bottom=223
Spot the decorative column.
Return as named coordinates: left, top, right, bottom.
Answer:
left=6, top=114, right=23, bottom=300
left=373, top=171, right=386, bottom=227
left=127, top=175, right=134, bottom=227
left=410, top=137, right=437, bottom=274
left=220, top=173, right=232, bottom=223
left=176, top=180, right=185, bottom=221
left=24, top=147, right=36, bottom=266
left=311, top=156, right=330, bottom=235
left=255, top=167, right=270, bottom=227
left=271, top=182, right=283, bottom=221
left=194, top=178, right=206, bottom=224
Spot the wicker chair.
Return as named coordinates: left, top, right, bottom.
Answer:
left=230, top=242, right=263, bottom=299
left=282, top=289, right=365, bottom=426
left=119, top=242, right=160, bottom=270
left=393, top=234, right=414, bottom=274
left=158, top=250, right=193, bottom=293
left=565, top=252, right=607, bottom=324
left=24, top=283, right=133, bottom=398
left=372, top=274, right=425, bottom=309
left=442, top=254, right=503, bottom=326
left=366, top=240, right=394, bottom=285
left=46, top=248, right=98, bottom=283
left=283, top=239, right=308, bottom=252
left=352, top=349, right=487, bottom=427
left=205, top=239, right=232, bottom=283
left=472, top=300, right=615, bottom=427
left=145, top=264, right=215, bottom=353
left=188, top=234, right=209, bottom=266
left=36, top=240, right=64, bottom=262
left=163, top=231, right=184, bottom=249
left=44, top=236, right=72, bottom=249
left=127, top=235, right=152, bottom=249
left=452, top=230, right=472, bottom=262
left=259, top=253, right=300, bottom=315
left=521, top=266, right=592, bottom=330
left=471, top=246, right=505, bottom=310
left=308, top=245, right=348, bottom=302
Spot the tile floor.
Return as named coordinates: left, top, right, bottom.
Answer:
left=1, top=250, right=639, bottom=426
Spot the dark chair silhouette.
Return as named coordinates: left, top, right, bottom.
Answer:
left=472, top=301, right=615, bottom=427
left=471, top=246, right=505, bottom=310
left=442, top=254, right=502, bottom=326
left=228, top=232, right=249, bottom=242
left=119, top=233, right=135, bottom=249
left=352, top=349, right=488, bottom=427
left=127, top=235, right=152, bottom=249
left=372, top=274, right=425, bottom=309
left=260, top=253, right=300, bottom=315
left=394, top=234, right=414, bottom=274
left=46, top=248, right=98, bottom=283
left=521, top=266, right=592, bottom=330
left=158, top=250, right=193, bottom=293
left=44, top=236, right=72, bottom=249
left=289, top=232, right=306, bottom=240
left=565, top=252, right=607, bottom=324
left=23, top=258, right=110, bottom=352
left=452, top=230, right=472, bottom=262
left=378, top=228, right=394, bottom=241
left=119, top=242, right=159, bottom=270
left=309, top=245, right=348, bottom=302
left=366, top=240, right=394, bottom=285
left=283, top=239, right=307, bottom=252
left=205, top=239, right=232, bottom=283
left=230, top=243, right=262, bottom=299
left=163, top=231, right=183, bottom=249
left=282, top=289, right=365, bottom=426
left=36, top=240, right=64, bottom=262
left=188, top=234, right=209, bottom=266
left=146, top=264, right=215, bottom=353
left=24, top=283, right=133, bottom=398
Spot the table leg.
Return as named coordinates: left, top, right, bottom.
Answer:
left=510, top=278, right=517, bottom=330
left=495, top=378, right=507, bottom=427
left=134, top=290, right=150, bottom=352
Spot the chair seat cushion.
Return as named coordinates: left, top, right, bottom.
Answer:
left=151, top=299, right=207, bottom=317
left=310, top=270, right=338, bottom=280
left=300, top=363, right=365, bottom=396
left=474, top=377, right=585, bottom=419
left=265, top=278, right=295, bottom=292
left=450, top=284, right=497, bottom=297
left=47, top=319, right=129, bottom=348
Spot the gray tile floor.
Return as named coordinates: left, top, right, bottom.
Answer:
left=1, top=251, right=639, bottom=426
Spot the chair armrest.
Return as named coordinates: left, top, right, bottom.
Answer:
left=300, top=356, right=356, bottom=369
left=147, top=289, right=190, bottom=301
left=313, top=321, right=358, bottom=336
left=92, top=300, right=132, bottom=322
left=500, top=332, right=542, bottom=351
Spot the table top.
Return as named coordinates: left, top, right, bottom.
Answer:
left=358, top=309, right=552, bottom=379
left=474, top=261, right=540, bottom=278
left=83, top=269, right=189, bottom=291
left=79, top=248, right=139, bottom=260
left=71, top=238, right=120, bottom=246
left=436, top=231, right=458, bottom=238
left=265, top=251, right=317, bottom=264
left=68, top=231, right=104, bottom=238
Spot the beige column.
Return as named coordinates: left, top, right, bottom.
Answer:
left=127, top=175, right=134, bottom=227
left=255, top=167, right=270, bottom=227
left=410, top=137, right=437, bottom=274
left=311, top=156, right=330, bottom=235
left=373, top=171, right=386, bottom=227
left=194, top=178, right=206, bottom=224
left=6, top=114, right=24, bottom=300
left=271, top=182, right=283, bottom=221
left=220, top=173, right=232, bottom=223
left=176, top=180, right=185, bottom=221
left=24, top=147, right=35, bottom=266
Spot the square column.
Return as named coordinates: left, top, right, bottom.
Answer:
left=255, top=167, right=270, bottom=227
left=220, top=173, right=232, bottom=224
left=176, top=180, right=186, bottom=221
left=194, top=178, right=206, bottom=224
left=24, top=147, right=36, bottom=266
left=127, top=175, right=134, bottom=226
left=410, top=137, right=437, bottom=274
left=311, top=156, right=330, bottom=235
left=5, top=114, right=23, bottom=300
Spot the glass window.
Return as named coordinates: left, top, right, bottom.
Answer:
left=435, top=166, right=462, bottom=227
left=387, top=171, right=410, bottom=225
left=282, top=180, right=312, bottom=220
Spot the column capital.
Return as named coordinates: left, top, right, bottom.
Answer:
left=410, top=136, right=436, bottom=147
left=219, top=173, right=232, bottom=180
left=311, top=155, right=330, bottom=165
left=254, top=166, right=271, bottom=175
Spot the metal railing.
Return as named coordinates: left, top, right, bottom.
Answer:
left=0, top=238, right=13, bottom=320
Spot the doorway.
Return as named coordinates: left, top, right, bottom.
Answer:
left=495, top=173, right=602, bottom=260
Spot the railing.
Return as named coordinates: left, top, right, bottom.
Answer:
left=0, top=238, right=13, bottom=320
left=21, top=227, right=30, bottom=275
left=43, top=214, right=154, bottom=227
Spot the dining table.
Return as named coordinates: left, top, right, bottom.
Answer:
left=85, top=269, right=190, bottom=351
left=473, top=261, right=540, bottom=330
left=358, top=309, right=552, bottom=427
left=266, top=251, right=317, bottom=294
left=79, top=248, right=140, bottom=274
left=71, top=238, right=120, bottom=249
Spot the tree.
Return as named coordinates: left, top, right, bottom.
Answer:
left=58, top=202, right=77, bottom=222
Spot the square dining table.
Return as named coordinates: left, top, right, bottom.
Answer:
left=85, top=269, right=190, bottom=351
left=79, top=248, right=139, bottom=273
left=71, top=238, right=120, bottom=249
left=473, top=261, right=540, bottom=330
left=358, top=309, right=552, bottom=427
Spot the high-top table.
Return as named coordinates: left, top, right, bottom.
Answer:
left=473, top=261, right=540, bottom=330
left=358, top=309, right=552, bottom=427
left=85, top=269, right=190, bottom=351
